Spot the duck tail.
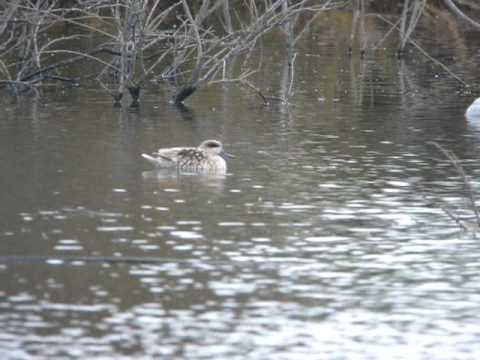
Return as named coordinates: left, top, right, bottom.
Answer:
left=141, top=153, right=158, bottom=165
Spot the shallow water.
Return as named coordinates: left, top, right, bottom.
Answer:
left=2, top=11, right=480, bottom=359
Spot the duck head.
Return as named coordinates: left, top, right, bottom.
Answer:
left=199, top=140, right=234, bottom=159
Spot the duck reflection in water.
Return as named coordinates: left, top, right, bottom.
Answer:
left=142, top=168, right=227, bottom=194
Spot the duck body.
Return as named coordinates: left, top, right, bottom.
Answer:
left=142, top=140, right=232, bottom=173
left=466, top=98, right=480, bottom=119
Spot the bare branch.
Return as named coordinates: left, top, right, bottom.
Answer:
left=443, top=0, right=480, bottom=29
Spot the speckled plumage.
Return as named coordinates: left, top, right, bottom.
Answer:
left=142, top=140, right=232, bottom=173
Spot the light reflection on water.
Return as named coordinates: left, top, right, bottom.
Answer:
left=2, top=11, right=480, bottom=360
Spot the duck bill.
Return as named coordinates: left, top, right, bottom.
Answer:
left=220, top=150, right=235, bottom=160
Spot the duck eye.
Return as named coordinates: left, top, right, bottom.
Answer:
left=208, top=142, right=220, bottom=148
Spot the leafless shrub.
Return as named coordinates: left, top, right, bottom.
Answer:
left=0, top=0, right=348, bottom=106
left=351, top=1, right=469, bottom=87
left=0, top=1, right=81, bottom=93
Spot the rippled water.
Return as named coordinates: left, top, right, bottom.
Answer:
left=2, top=11, right=480, bottom=360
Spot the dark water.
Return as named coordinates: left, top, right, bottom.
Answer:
left=2, top=12, right=480, bottom=359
